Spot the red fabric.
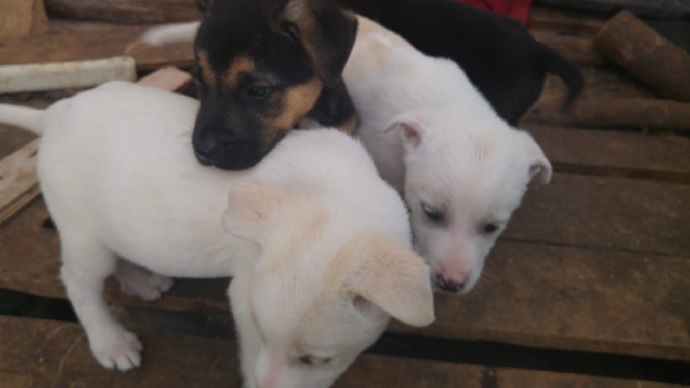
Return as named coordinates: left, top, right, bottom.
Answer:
left=452, top=0, right=533, bottom=26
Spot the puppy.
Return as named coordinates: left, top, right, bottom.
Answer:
left=0, top=82, right=434, bottom=387
left=338, top=0, right=584, bottom=125
left=142, top=0, right=359, bottom=170
left=343, top=17, right=553, bottom=295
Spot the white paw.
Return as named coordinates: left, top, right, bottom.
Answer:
left=91, top=329, right=143, bottom=371
left=120, top=273, right=174, bottom=301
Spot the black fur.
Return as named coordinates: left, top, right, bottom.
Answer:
left=338, top=0, right=584, bottom=125
left=192, top=0, right=357, bottom=170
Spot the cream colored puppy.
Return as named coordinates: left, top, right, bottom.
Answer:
left=342, top=17, right=552, bottom=295
left=0, top=82, right=433, bottom=388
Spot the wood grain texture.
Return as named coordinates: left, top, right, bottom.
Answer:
left=44, top=0, right=201, bottom=24
left=1, top=317, right=682, bottom=387
left=0, top=26, right=194, bottom=71
left=0, top=139, right=40, bottom=225
left=0, top=0, right=48, bottom=38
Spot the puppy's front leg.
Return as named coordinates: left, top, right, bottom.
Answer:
left=115, top=259, right=174, bottom=301
left=60, top=237, right=142, bottom=371
left=228, top=275, right=260, bottom=388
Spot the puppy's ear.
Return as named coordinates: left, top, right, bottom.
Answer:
left=282, top=0, right=358, bottom=86
left=384, top=112, right=428, bottom=153
left=519, top=131, right=552, bottom=184
left=346, top=237, right=435, bottom=327
left=221, top=181, right=297, bottom=244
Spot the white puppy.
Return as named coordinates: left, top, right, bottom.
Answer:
left=0, top=82, right=434, bottom=388
left=342, top=17, right=553, bottom=295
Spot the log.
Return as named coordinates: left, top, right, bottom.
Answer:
left=594, top=10, right=690, bottom=102
left=44, top=0, right=201, bottom=24
left=0, top=0, right=48, bottom=38
left=0, top=56, right=137, bottom=94
left=536, top=0, right=690, bottom=19
left=531, top=29, right=603, bottom=66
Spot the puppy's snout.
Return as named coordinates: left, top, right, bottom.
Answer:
left=435, top=273, right=467, bottom=294
left=193, top=139, right=224, bottom=166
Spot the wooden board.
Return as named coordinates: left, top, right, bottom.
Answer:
left=1, top=177, right=688, bottom=361
left=526, top=125, right=690, bottom=174
left=0, top=26, right=194, bottom=71
left=0, top=316, right=681, bottom=388
left=44, top=0, right=201, bottom=24
left=0, top=0, right=48, bottom=39
left=0, top=139, right=40, bottom=226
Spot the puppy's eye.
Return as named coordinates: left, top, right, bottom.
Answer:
left=421, top=203, right=443, bottom=223
left=246, top=86, right=272, bottom=99
left=298, top=355, right=331, bottom=366
left=482, top=223, right=499, bottom=234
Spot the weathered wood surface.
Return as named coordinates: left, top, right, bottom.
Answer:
left=44, top=0, right=201, bottom=24
left=530, top=6, right=606, bottom=35
left=2, top=170, right=689, bottom=361
left=530, top=29, right=603, bottom=66
left=0, top=316, right=682, bottom=388
left=0, top=139, right=41, bottom=226
left=0, top=0, right=49, bottom=39
left=536, top=0, right=690, bottom=19
left=0, top=26, right=194, bottom=71
left=594, top=10, right=690, bottom=102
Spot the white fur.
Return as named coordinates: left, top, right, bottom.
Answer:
left=0, top=81, right=434, bottom=387
left=343, top=17, right=553, bottom=294
left=140, top=21, right=200, bottom=47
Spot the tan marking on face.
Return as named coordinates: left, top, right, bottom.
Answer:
left=260, top=77, right=323, bottom=151
left=197, top=51, right=216, bottom=86
left=225, top=56, right=256, bottom=88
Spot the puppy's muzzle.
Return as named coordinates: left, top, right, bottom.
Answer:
left=193, top=137, right=261, bottom=170
left=435, top=273, right=467, bottom=294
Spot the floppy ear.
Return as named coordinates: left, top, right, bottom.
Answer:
left=221, top=181, right=298, bottom=245
left=281, top=0, right=358, bottom=86
left=519, top=131, right=552, bottom=184
left=384, top=112, right=428, bottom=153
left=347, top=237, right=435, bottom=327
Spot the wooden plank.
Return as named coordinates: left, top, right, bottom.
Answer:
left=526, top=125, right=690, bottom=174
left=0, top=26, right=194, bottom=71
left=536, top=0, right=690, bottom=19
left=530, top=6, right=606, bottom=35
left=390, top=239, right=690, bottom=361
left=1, top=185, right=689, bottom=361
left=1, top=316, right=682, bottom=387
left=44, top=0, right=201, bottom=24
left=530, top=29, right=603, bottom=66
left=0, top=139, right=40, bottom=226
left=505, top=173, right=690, bottom=256
left=138, top=66, right=193, bottom=91
left=0, top=0, right=48, bottom=39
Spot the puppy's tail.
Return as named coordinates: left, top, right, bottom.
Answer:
left=0, top=104, right=45, bottom=135
left=538, top=45, right=585, bottom=106
left=140, top=21, right=201, bottom=46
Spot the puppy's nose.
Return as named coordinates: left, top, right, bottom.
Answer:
left=436, top=273, right=466, bottom=293
left=193, top=139, right=221, bottom=166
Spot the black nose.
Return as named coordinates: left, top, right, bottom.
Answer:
left=193, top=139, right=222, bottom=166
left=436, top=274, right=466, bottom=293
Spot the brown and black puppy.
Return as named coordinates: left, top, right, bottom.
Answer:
left=192, top=0, right=358, bottom=169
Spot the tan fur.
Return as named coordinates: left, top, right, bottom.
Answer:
left=260, top=77, right=323, bottom=150
left=197, top=51, right=216, bottom=86
left=225, top=56, right=256, bottom=88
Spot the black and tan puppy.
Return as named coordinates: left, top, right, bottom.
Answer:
left=185, top=0, right=358, bottom=169
left=338, top=0, right=584, bottom=125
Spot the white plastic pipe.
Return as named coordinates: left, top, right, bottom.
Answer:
left=0, top=56, right=137, bottom=93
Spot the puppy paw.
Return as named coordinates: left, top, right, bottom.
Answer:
left=120, top=273, right=174, bottom=301
left=91, top=329, right=143, bottom=371
left=116, top=261, right=174, bottom=301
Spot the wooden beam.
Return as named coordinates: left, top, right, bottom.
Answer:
left=44, top=0, right=201, bottom=24
left=0, top=0, right=48, bottom=39
left=0, top=68, right=193, bottom=226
